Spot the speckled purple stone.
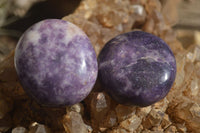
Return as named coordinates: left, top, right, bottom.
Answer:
left=98, top=31, right=176, bottom=107
left=14, top=19, right=98, bottom=107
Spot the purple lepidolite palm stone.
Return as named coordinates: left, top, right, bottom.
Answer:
left=98, top=31, right=176, bottom=107
left=14, top=19, right=98, bottom=107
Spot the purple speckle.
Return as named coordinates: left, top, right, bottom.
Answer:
left=39, top=34, right=48, bottom=44
left=14, top=19, right=98, bottom=107
left=98, top=31, right=176, bottom=107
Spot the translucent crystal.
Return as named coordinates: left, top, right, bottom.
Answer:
left=153, top=98, right=169, bottom=112
left=189, top=103, right=200, bottom=119
left=145, top=0, right=161, bottom=14
left=12, top=127, right=27, bottom=133
left=194, top=31, right=200, bottom=45
left=29, top=123, right=51, bottom=133
left=0, top=37, right=16, bottom=62
left=194, top=46, right=200, bottom=61
left=95, top=93, right=108, bottom=112
left=168, top=101, right=200, bottom=132
left=90, top=92, right=111, bottom=129
left=105, top=111, right=117, bottom=127
left=131, top=4, right=146, bottom=24
left=176, top=123, right=187, bottom=133
left=142, top=109, right=164, bottom=129
left=136, top=106, right=152, bottom=119
left=134, top=125, right=143, bottom=133
left=74, top=0, right=97, bottom=19
left=115, top=104, right=136, bottom=122
left=186, top=45, right=200, bottom=62
left=161, top=0, right=179, bottom=26
left=66, top=103, right=84, bottom=115
left=119, top=115, right=142, bottom=132
left=85, top=124, right=93, bottom=133
left=97, top=10, right=123, bottom=28
left=176, top=30, right=195, bottom=49
left=162, top=29, right=177, bottom=44
left=63, top=111, right=87, bottom=133
left=131, top=5, right=144, bottom=16
left=161, top=114, right=171, bottom=129
left=186, top=52, right=195, bottom=62
left=11, top=0, right=45, bottom=17
left=142, top=18, right=155, bottom=33
left=189, top=77, right=199, bottom=96
left=151, top=126, right=164, bottom=132
left=99, top=127, right=107, bottom=132
left=164, top=126, right=177, bottom=133
left=173, top=53, right=186, bottom=89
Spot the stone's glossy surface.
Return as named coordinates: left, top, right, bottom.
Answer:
left=98, top=31, right=176, bottom=107
left=14, top=19, right=98, bottom=107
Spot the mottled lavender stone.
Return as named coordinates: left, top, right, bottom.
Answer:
left=14, top=19, right=98, bottom=107
left=98, top=31, right=176, bottom=107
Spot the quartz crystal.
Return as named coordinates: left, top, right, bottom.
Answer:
left=63, top=111, right=87, bottom=133
left=11, top=127, right=27, bottom=133
left=66, top=103, right=84, bottom=115
left=89, top=92, right=111, bottom=129
left=29, top=123, right=51, bottom=133
left=164, top=125, right=177, bottom=133
left=136, top=105, right=152, bottom=119
left=104, top=111, right=117, bottom=127
left=98, top=31, right=176, bottom=106
left=160, top=114, right=171, bottom=129
left=119, top=115, right=142, bottom=132
left=14, top=19, right=98, bottom=106
left=115, top=104, right=136, bottom=122
left=142, top=108, right=164, bottom=129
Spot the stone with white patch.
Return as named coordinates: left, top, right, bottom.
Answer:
left=14, top=19, right=98, bottom=107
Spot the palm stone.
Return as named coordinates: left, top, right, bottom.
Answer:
left=98, top=31, right=176, bottom=107
left=15, top=19, right=98, bottom=107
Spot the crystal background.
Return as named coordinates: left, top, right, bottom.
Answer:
left=0, top=0, right=200, bottom=132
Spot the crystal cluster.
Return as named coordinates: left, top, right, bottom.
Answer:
left=0, top=0, right=200, bottom=132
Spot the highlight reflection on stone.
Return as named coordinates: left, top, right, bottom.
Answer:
left=98, top=31, right=176, bottom=107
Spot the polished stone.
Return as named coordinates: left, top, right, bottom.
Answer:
left=98, top=31, right=176, bottom=107
left=14, top=19, right=98, bottom=107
